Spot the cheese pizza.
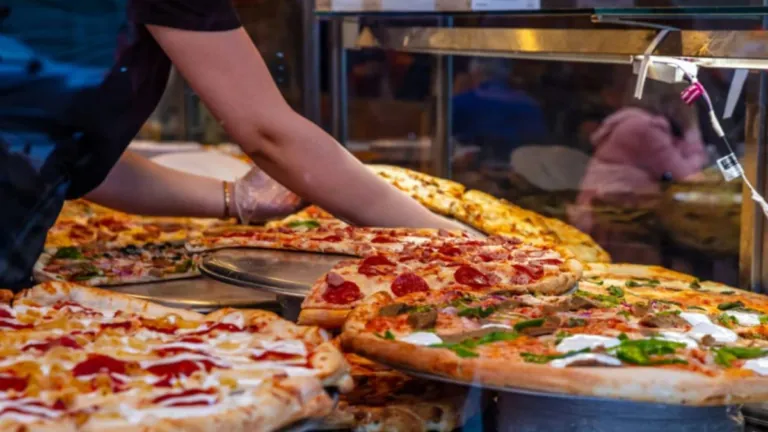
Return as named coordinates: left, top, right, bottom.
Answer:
left=342, top=264, right=768, bottom=405
left=0, top=282, right=351, bottom=431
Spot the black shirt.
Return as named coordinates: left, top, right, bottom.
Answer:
left=0, top=0, right=240, bottom=288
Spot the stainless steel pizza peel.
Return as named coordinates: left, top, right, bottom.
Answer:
left=199, top=248, right=349, bottom=297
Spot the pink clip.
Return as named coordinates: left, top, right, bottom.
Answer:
left=681, top=82, right=704, bottom=105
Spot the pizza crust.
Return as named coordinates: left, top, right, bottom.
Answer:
left=298, top=308, right=351, bottom=329
left=341, top=292, right=768, bottom=406
left=0, top=289, right=12, bottom=304
left=14, top=281, right=203, bottom=321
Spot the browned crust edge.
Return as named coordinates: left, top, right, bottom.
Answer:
left=298, top=308, right=351, bottom=329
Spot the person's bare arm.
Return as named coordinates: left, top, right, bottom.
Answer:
left=86, top=151, right=226, bottom=218
left=147, top=25, right=459, bottom=230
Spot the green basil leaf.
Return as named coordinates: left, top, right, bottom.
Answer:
left=54, top=247, right=84, bottom=260
left=376, top=330, right=396, bottom=340
left=713, top=347, right=768, bottom=367
left=689, top=280, right=702, bottom=290
left=458, top=306, right=496, bottom=319
left=521, top=348, right=590, bottom=364
left=717, top=313, right=739, bottom=328
left=514, top=318, right=546, bottom=332
left=687, top=306, right=706, bottom=311
left=721, top=291, right=735, bottom=295
left=287, top=220, right=321, bottom=229
left=718, top=301, right=745, bottom=311
left=608, top=286, right=625, bottom=298
left=174, top=259, right=195, bottom=273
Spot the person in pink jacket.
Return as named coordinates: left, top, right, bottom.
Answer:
left=570, top=93, right=709, bottom=262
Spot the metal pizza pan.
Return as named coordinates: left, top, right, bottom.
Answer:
left=199, top=248, right=348, bottom=298
left=110, top=277, right=279, bottom=313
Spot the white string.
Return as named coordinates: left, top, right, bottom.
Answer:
left=689, top=77, right=768, bottom=219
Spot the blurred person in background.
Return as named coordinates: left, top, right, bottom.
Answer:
left=568, top=84, right=709, bottom=263
left=453, top=57, right=548, bottom=162
left=0, top=1, right=459, bottom=289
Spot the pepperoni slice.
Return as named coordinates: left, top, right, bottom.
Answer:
left=100, top=321, right=132, bottom=331
left=361, top=255, right=395, bottom=267
left=185, top=322, right=243, bottom=337
left=154, top=347, right=207, bottom=357
left=322, top=281, right=363, bottom=305
left=0, top=319, right=32, bottom=330
left=371, top=236, right=396, bottom=243
left=358, top=255, right=396, bottom=276
left=22, top=336, right=81, bottom=352
left=146, top=359, right=221, bottom=377
left=0, top=374, right=27, bottom=392
left=454, top=265, right=490, bottom=287
left=73, top=354, right=130, bottom=377
left=438, top=246, right=462, bottom=257
left=251, top=351, right=304, bottom=362
left=152, top=389, right=217, bottom=407
left=314, top=235, right=343, bottom=242
left=531, top=258, right=563, bottom=266
left=513, top=264, right=544, bottom=281
left=391, top=273, right=430, bottom=297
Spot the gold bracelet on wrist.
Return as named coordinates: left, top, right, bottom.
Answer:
left=222, top=181, right=232, bottom=219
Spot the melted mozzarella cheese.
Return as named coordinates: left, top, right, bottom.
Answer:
left=155, top=393, right=218, bottom=408
left=219, top=313, right=245, bottom=329
left=118, top=391, right=256, bottom=425
left=556, top=335, right=621, bottom=353
left=686, top=322, right=739, bottom=344
left=679, top=312, right=740, bottom=343
left=398, top=332, right=443, bottom=346
left=480, top=324, right=514, bottom=330
left=743, top=357, right=768, bottom=375
left=657, top=332, right=699, bottom=349
left=258, top=340, right=307, bottom=357
left=723, top=311, right=762, bottom=327
left=550, top=353, right=621, bottom=368
left=139, top=353, right=230, bottom=369
left=0, top=398, right=62, bottom=422
left=680, top=312, right=712, bottom=327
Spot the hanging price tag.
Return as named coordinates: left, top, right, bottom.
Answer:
left=716, top=153, right=743, bottom=182
left=471, top=0, right=540, bottom=11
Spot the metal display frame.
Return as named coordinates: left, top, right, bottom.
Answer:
left=315, top=2, right=768, bottom=294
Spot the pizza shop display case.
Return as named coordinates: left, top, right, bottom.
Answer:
left=308, top=1, right=768, bottom=430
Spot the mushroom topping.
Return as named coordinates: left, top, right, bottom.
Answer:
left=407, top=309, right=438, bottom=330
left=639, top=313, right=688, bottom=329
left=379, top=303, right=407, bottom=317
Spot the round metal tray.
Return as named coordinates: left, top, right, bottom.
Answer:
left=494, top=391, right=742, bottom=432
left=199, top=249, right=348, bottom=298
left=110, top=278, right=279, bottom=313
left=394, top=366, right=741, bottom=432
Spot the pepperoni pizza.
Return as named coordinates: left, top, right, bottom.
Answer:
left=299, top=236, right=582, bottom=328
left=0, top=282, right=351, bottom=431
